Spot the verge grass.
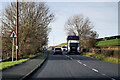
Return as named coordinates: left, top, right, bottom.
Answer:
left=0, top=52, right=41, bottom=70
left=0, top=58, right=29, bottom=70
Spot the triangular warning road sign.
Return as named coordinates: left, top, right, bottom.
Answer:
left=9, top=30, right=18, bottom=38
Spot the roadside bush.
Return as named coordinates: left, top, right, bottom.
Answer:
left=82, top=48, right=86, bottom=52
left=89, top=54, right=106, bottom=60
left=88, top=49, right=92, bottom=53
left=101, top=50, right=114, bottom=57
left=92, top=49, right=120, bottom=58
left=82, top=48, right=90, bottom=53
left=94, top=49, right=101, bottom=54
left=113, top=50, right=120, bottom=58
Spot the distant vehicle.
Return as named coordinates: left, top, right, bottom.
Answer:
left=67, top=35, right=79, bottom=54
left=54, top=47, right=62, bottom=55
left=44, top=48, right=47, bottom=51
left=51, top=47, right=54, bottom=50
left=61, top=46, right=67, bottom=51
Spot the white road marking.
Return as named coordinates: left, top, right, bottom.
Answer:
left=111, top=78, right=116, bottom=80
left=65, top=55, right=72, bottom=60
left=70, top=58, right=73, bottom=60
left=77, top=60, right=86, bottom=66
left=92, top=68, right=99, bottom=72
left=74, top=56, right=116, bottom=80
left=65, top=55, right=69, bottom=57
left=77, top=60, right=82, bottom=64
left=83, top=64, right=87, bottom=66
left=102, top=73, right=106, bottom=75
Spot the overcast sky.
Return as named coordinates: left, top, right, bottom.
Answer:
left=0, top=0, right=119, bottom=47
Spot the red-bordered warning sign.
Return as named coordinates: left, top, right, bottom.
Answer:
left=9, top=30, right=18, bottom=38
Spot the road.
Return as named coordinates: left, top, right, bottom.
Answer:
left=30, top=51, right=119, bottom=80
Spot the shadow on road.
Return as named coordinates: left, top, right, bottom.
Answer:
left=29, top=77, right=112, bottom=80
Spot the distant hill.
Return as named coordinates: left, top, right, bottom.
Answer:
left=49, top=35, right=120, bottom=49
left=48, top=43, right=67, bottom=50
left=56, top=39, right=120, bottom=47
left=56, top=39, right=120, bottom=48
left=56, top=43, right=67, bottom=47
left=96, top=35, right=120, bottom=46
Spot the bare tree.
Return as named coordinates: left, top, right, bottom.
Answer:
left=65, top=14, right=98, bottom=50
left=1, top=2, right=54, bottom=59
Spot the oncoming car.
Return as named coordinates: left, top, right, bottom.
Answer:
left=61, top=46, right=67, bottom=52
left=54, top=47, right=62, bottom=55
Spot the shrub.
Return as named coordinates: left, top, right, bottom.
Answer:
left=101, top=50, right=114, bottom=57
left=94, top=49, right=101, bottom=54
left=113, top=50, right=120, bottom=58
left=82, top=48, right=86, bottom=52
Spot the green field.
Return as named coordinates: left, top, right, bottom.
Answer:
left=97, top=39, right=120, bottom=46
left=56, top=39, right=120, bottom=47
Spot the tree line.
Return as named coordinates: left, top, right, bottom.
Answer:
left=1, top=2, right=98, bottom=59
left=64, top=14, right=98, bottom=51
left=1, top=2, right=54, bottom=59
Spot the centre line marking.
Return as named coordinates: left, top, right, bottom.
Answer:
left=111, top=78, right=116, bottom=80
left=92, top=68, right=99, bottom=72
left=70, top=58, right=73, bottom=60
left=77, top=60, right=82, bottom=64
left=102, top=73, right=105, bottom=75
left=83, top=64, right=87, bottom=66
left=75, top=58, right=116, bottom=80
left=66, top=55, right=69, bottom=57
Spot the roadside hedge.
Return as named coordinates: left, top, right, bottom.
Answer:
left=93, top=49, right=120, bottom=58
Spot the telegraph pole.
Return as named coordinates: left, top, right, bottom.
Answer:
left=16, top=0, right=19, bottom=60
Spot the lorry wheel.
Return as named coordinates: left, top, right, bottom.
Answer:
left=67, top=52, right=70, bottom=55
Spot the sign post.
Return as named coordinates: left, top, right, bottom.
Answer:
left=12, top=38, right=14, bottom=62
left=9, top=30, right=18, bottom=62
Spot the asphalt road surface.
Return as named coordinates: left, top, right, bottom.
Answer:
left=30, top=51, right=119, bottom=80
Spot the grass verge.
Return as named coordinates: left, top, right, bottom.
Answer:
left=82, top=53, right=120, bottom=64
left=0, top=52, right=41, bottom=70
